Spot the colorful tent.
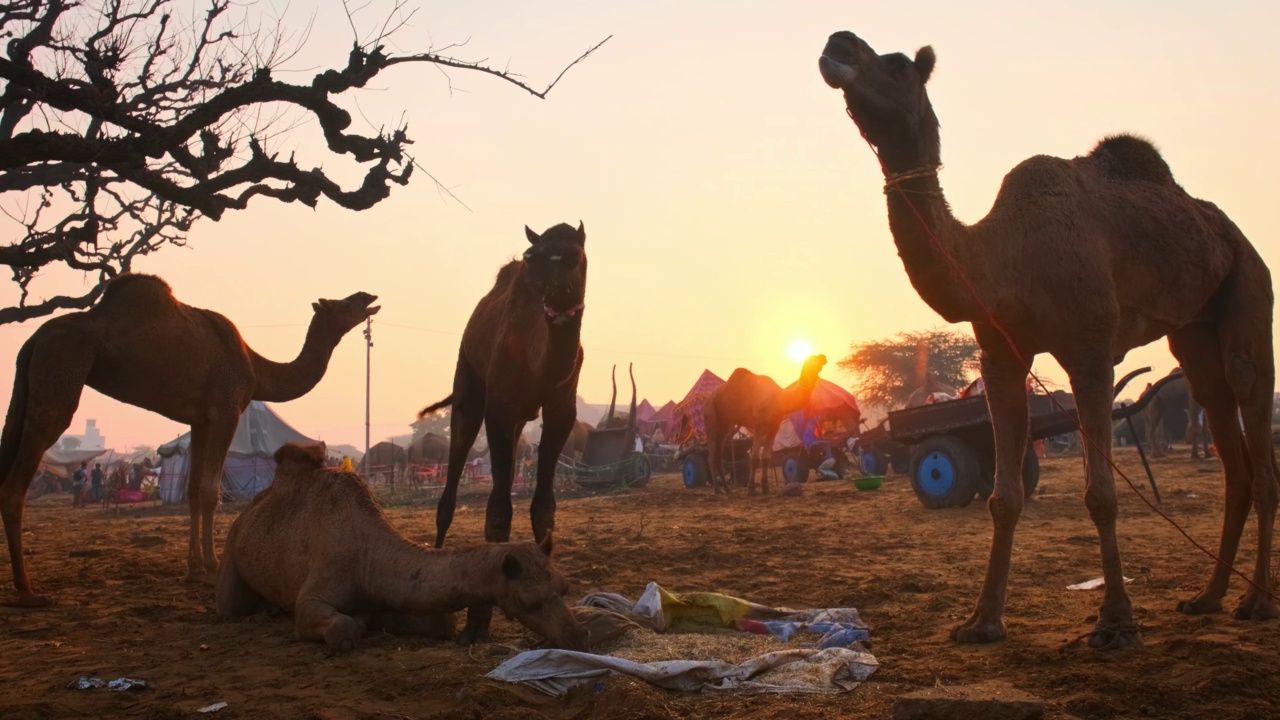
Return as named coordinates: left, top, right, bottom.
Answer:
left=773, top=379, right=862, bottom=451
left=664, top=369, right=726, bottom=445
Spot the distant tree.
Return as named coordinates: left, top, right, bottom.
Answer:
left=0, top=0, right=607, bottom=323
left=838, top=329, right=981, bottom=410
left=59, top=435, right=81, bottom=450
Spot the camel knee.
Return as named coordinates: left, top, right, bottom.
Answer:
left=987, top=491, right=1023, bottom=531
left=1084, top=484, right=1119, bottom=526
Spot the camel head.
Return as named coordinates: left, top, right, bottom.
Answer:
left=818, top=32, right=939, bottom=170
left=801, top=354, right=828, bottom=381
left=492, top=535, right=590, bottom=651
left=523, top=222, right=588, bottom=326
left=310, top=291, right=380, bottom=337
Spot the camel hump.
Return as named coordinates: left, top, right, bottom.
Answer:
left=1087, top=134, right=1176, bottom=185
left=274, top=442, right=327, bottom=469
left=98, top=274, right=174, bottom=304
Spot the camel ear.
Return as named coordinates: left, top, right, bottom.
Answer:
left=914, top=46, right=936, bottom=83
left=501, top=554, right=523, bottom=580
left=525, top=225, right=540, bottom=245
left=311, top=302, right=321, bottom=312
left=575, top=221, right=586, bottom=246
left=538, top=532, right=554, bottom=558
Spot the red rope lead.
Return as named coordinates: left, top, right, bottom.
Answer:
left=860, top=132, right=1275, bottom=603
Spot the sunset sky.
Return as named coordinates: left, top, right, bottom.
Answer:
left=1, top=0, right=1276, bottom=453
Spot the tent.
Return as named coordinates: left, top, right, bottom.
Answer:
left=773, top=379, right=862, bottom=452
left=156, top=401, right=316, bottom=504
left=27, top=446, right=114, bottom=499
left=663, top=369, right=726, bottom=444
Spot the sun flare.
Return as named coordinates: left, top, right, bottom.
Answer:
left=787, top=338, right=814, bottom=363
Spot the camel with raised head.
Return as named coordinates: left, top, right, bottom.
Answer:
left=818, top=31, right=1276, bottom=648
left=0, top=274, right=378, bottom=606
left=418, top=221, right=587, bottom=645
left=703, top=354, right=827, bottom=495
left=216, top=444, right=587, bottom=652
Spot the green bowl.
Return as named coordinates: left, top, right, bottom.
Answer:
left=854, top=475, right=884, bottom=491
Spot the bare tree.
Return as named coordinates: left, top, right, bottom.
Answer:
left=0, top=0, right=608, bottom=324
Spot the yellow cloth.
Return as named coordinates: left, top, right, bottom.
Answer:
left=338, top=457, right=354, bottom=473
left=655, top=586, right=779, bottom=634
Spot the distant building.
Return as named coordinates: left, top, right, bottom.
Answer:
left=59, top=419, right=106, bottom=451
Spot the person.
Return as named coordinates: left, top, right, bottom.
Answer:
left=72, top=462, right=88, bottom=507
left=90, top=463, right=104, bottom=504
left=128, top=463, right=145, bottom=491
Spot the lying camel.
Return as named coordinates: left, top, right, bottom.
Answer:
left=216, top=444, right=589, bottom=652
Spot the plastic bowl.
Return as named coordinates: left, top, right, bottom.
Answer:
left=854, top=475, right=884, bottom=491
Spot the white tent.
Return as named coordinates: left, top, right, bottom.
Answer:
left=156, top=401, right=317, bottom=504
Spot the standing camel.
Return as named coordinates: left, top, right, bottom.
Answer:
left=818, top=32, right=1276, bottom=648
left=1143, top=368, right=1209, bottom=460
left=0, top=274, right=378, bottom=606
left=704, top=354, right=827, bottom=495
left=418, top=221, right=587, bottom=645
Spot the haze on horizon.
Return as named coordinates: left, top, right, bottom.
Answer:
left=1, top=0, right=1276, bottom=453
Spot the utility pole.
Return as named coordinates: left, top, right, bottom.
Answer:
left=363, top=317, right=373, bottom=459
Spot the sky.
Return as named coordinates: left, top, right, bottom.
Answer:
left=1, top=0, right=1277, bottom=453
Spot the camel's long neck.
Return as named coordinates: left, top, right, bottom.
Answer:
left=779, top=374, right=822, bottom=415
left=359, top=538, right=497, bottom=614
left=540, top=316, right=583, bottom=389
left=877, top=129, right=983, bottom=324
left=250, top=319, right=341, bottom=402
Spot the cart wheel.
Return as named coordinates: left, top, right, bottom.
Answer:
left=781, top=451, right=810, bottom=484
left=890, top=455, right=910, bottom=475
left=909, top=436, right=979, bottom=509
left=627, top=453, right=652, bottom=488
left=682, top=453, right=709, bottom=489
left=975, top=446, right=1041, bottom=501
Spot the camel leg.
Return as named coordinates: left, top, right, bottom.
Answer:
left=705, top=408, right=725, bottom=495
left=435, top=356, right=485, bottom=548
left=1, top=339, right=91, bottom=607
left=186, top=415, right=240, bottom=583
left=296, top=592, right=365, bottom=652
left=532, top=393, right=574, bottom=543
left=1169, top=325, right=1251, bottom=614
left=455, top=412, right=520, bottom=646
left=214, top=544, right=260, bottom=618
left=1073, top=362, right=1141, bottom=648
left=951, top=339, right=1028, bottom=643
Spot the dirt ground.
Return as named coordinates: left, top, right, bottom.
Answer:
left=2, top=447, right=1278, bottom=720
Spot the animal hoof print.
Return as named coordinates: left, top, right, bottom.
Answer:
left=1088, top=624, right=1142, bottom=650
left=950, top=619, right=1005, bottom=644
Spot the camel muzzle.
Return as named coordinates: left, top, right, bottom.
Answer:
left=819, top=54, right=858, bottom=89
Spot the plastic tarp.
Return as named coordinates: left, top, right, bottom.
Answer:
left=664, top=370, right=726, bottom=444
left=38, top=447, right=112, bottom=478
left=487, top=582, right=877, bottom=696
left=156, top=401, right=315, bottom=504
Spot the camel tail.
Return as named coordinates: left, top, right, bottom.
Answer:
left=418, top=395, right=454, bottom=420
left=0, top=341, right=33, bottom=490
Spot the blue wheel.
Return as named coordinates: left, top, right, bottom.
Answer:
left=859, top=449, right=885, bottom=476
left=682, top=453, right=709, bottom=489
left=781, top=452, right=809, bottom=484
left=909, top=436, right=978, bottom=509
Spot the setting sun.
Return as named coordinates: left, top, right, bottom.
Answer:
left=787, top=338, right=814, bottom=363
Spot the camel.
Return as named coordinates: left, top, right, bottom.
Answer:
left=418, top=221, right=587, bottom=645
left=818, top=31, right=1277, bottom=648
left=563, top=420, right=593, bottom=460
left=0, top=273, right=378, bottom=606
left=703, top=354, right=828, bottom=495
left=217, top=444, right=588, bottom=652
left=1142, top=369, right=1210, bottom=460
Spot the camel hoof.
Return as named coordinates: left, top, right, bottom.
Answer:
left=1231, top=593, right=1280, bottom=621
left=1088, top=622, right=1142, bottom=650
left=1176, top=595, right=1223, bottom=615
left=2, top=593, right=55, bottom=608
left=950, top=618, right=1005, bottom=644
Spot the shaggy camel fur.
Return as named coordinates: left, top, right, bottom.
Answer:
left=418, top=222, right=587, bottom=645
left=0, top=274, right=378, bottom=605
left=217, top=444, right=587, bottom=652
left=819, top=32, right=1276, bottom=648
left=1143, top=369, right=1209, bottom=460
left=704, top=354, right=827, bottom=495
